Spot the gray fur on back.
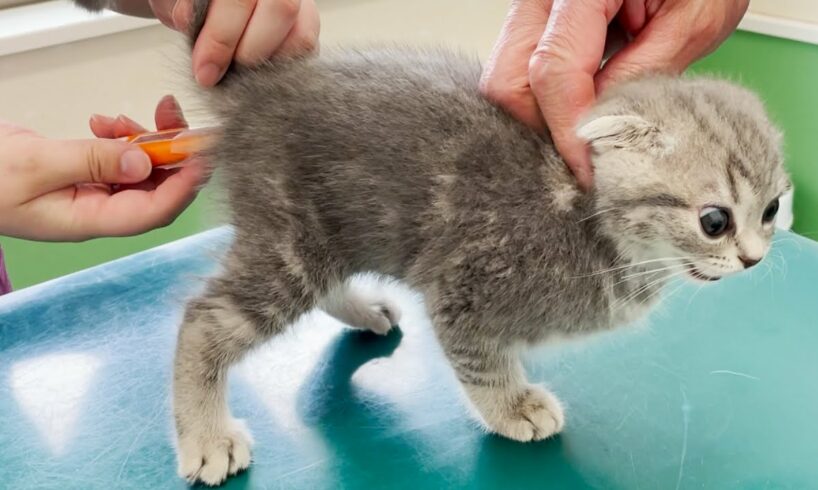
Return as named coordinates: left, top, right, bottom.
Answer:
left=210, top=47, right=612, bottom=327
left=170, top=3, right=789, bottom=485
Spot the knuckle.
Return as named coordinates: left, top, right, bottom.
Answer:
left=85, top=144, right=105, bottom=183
left=17, top=148, right=40, bottom=177
left=477, top=75, right=494, bottom=98
left=231, top=0, right=256, bottom=11
left=293, top=32, right=318, bottom=54
left=252, top=0, right=278, bottom=17
left=159, top=213, right=179, bottom=229
left=13, top=133, right=42, bottom=170
left=14, top=138, right=46, bottom=196
left=311, top=3, right=321, bottom=31
left=479, top=78, right=514, bottom=107
left=275, top=0, right=301, bottom=19
left=233, top=49, right=256, bottom=65
left=207, top=33, right=236, bottom=56
left=528, top=48, right=562, bottom=81
left=687, top=3, right=729, bottom=42
left=696, top=18, right=723, bottom=41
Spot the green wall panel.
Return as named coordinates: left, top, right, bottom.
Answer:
left=0, top=193, right=220, bottom=289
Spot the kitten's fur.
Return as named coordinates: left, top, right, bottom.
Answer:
left=75, top=0, right=789, bottom=485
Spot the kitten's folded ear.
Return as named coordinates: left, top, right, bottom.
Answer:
left=577, top=115, right=671, bottom=155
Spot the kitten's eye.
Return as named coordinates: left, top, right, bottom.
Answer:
left=762, top=198, right=780, bottom=223
left=699, top=207, right=731, bottom=237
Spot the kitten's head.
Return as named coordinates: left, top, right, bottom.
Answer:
left=578, top=77, right=790, bottom=282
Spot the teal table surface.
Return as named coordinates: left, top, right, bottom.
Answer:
left=1, top=228, right=817, bottom=489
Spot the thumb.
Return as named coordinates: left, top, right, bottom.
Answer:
left=35, top=138, right=152, bottom=192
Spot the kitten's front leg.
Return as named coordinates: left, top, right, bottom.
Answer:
left=439, top=334, right=565, bottom=441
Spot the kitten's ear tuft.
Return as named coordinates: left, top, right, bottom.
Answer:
left=577, top=115, right=670, bottom=154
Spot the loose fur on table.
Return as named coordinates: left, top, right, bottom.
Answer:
left=74, top=0, right=791, bottom=485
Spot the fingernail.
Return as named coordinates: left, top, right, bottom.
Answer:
left=120, top=150, right=151, bottom=179
left=159, top=94, right=186, bottom=122
left=161, top=94, right=180, bottom=109
left=116, top=114, right=140, bottom=126
left=90, top=114, right=115, bottom=124
left=195, top=63, right=222, bottom=87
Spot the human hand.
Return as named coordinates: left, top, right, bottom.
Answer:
left=149, top=0, right=320, bottom=86
left=480, top=0, right=749, bottom=190
left=0, top=96, right=205, bottom=241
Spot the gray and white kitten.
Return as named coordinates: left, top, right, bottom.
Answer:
left=75, top=1, right=789, bottom=485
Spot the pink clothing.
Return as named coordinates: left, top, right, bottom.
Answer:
left=0, top=246, right=11, bottom=295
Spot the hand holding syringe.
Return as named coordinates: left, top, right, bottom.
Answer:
left=126, top=127, right=219, bottom=167
left=0, top=95, right=207, bottom=241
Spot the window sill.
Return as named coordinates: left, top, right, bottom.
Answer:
left=0, top=0, right=158, bottom=58
left=740, top=11, right=818, bottom=46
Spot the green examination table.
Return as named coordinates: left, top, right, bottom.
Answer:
left=1, top=227, right=816, bottom=489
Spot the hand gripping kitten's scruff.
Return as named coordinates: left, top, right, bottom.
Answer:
left=161, top=4, right=789, bottom=487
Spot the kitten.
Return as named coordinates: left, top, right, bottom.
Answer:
left=73, top=0, right=790, bottom=485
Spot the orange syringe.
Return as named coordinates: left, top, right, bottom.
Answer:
left=125, top=127, right=219, bottom=167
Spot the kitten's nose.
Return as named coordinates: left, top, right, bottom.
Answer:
left=739, top=256, right=761, bottom=269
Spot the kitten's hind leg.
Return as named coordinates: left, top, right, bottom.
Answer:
left=173, top=259, right=320, bottom=486
left=319, top=279, right=401, bottom=335
left=173, top=293, right=259, bottom=486
left=434, top=319, right=564, bottom=442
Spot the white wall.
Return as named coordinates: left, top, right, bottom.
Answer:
left=0, top=0, right=507, bottom=138
left=750, top=0, right=818, bottom=24
left=0, top=25, right=183, bottom=137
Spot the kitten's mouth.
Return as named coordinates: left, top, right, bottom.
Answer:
left=687, top=265, right=721, bottom=282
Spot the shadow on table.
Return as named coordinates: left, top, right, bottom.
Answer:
left=294, top=328, right=594, bottom=489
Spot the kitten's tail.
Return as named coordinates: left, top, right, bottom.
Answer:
left=188, top=0, right=240, bottom=87
left=186, top=0, right=245, bottom=114
left=189, top=0, right=210, bottom=54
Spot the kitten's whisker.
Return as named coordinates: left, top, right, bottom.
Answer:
left=772, top=235, right=803, bottom=253
left=612, top=269, right=688, bottom=312
left=685, top=282, right=708, bottom=312
left=625, top=269, right=689, bottom=310
left=619, top=261, right=695, bottom=280
left=646, top=274, right=686, bottom=307
left=574, top=257, right=692, bottom=278
left=578, top=207, right=619, bottom=223
left=611, top=263, right=692, bottom=289
left=776, top=250, right=788, bottom=280
left=623, top=267, right=689, bottom=301
left=758, top=260, right=773, bottom=282
left=608, top=256, right=696, bottom=286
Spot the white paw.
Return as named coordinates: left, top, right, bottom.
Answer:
left=367, top=300, right=402, bottom=334
left=480, top=386, right=565, bottom=442
left=321, top=291, right=402, bottom=335
left=342, top=299, right=401, bottom=335
left=176, top=419, right=253, bottom=486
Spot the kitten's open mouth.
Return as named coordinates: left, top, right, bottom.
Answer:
left=687, top=265, right=721, bottom=282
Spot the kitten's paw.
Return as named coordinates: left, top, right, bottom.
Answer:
left=368, top=300, right=402, bottom=334
left=347, top=300, right=401, bottom=335
left=478, top=386, right=565, bottom=442
left=176, top=418, right=253, bottom=486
